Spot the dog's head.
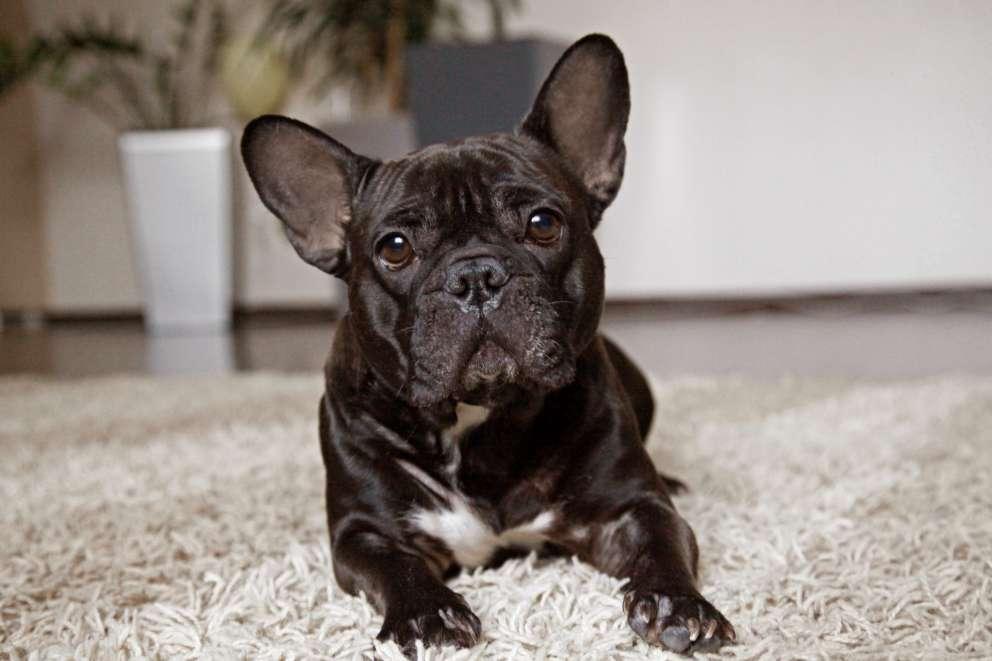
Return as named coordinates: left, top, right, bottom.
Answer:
left=242, top=34, right=629, bottom=408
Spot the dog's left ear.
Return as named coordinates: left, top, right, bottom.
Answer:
left=521, top=34, right=630, bottom=224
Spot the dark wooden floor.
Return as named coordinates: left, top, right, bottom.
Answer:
left=2, top=294, right=992, bottom=378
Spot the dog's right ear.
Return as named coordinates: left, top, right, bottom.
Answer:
left=241, top=115, right=375, bottom=278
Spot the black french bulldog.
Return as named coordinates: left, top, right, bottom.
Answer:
left=242, top=34, right=735, bottom=656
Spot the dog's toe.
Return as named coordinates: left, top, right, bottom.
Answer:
left=377, top=587, right=482, bottom=657
left=623, top=587, right=735, bottom=655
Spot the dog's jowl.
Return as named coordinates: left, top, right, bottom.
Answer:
left=242, top=34, right=736, bottom=656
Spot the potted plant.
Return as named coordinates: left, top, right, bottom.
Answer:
left=257, top=0, right=542, bottom=148
left=259, top=0, right=458, bottom=116
left=405, top=1, right=570, bottom=146
left=0, top=1, right=259, bottom=333
left=253, top=0, right=445, bottom=171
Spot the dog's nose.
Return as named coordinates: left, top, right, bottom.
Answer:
left=444, top=256, right=510, bottom=309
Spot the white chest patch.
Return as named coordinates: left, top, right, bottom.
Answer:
left=410, top=503, right=555, bottom=568
left=399, top=441, right=555, bottom=568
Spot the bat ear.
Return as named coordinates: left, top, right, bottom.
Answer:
left=521, top=34, right=630, bottom=224
left=241, top=115, right=376, bottom=277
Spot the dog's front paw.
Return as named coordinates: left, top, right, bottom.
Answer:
left=623, top=587, right=735, bottom=654
left=377, top=586, right=482, bottom=656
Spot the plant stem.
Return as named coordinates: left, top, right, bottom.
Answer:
left=490, top=0, right=505, bottom=41
left=67, top=88, right=130, bottom=131
left=384, top=0, right=406, bottom=113
left=105, top=58, right=157, bottom=128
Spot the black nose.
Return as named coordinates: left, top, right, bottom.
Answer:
left=444, top=256, right=510, bottom=309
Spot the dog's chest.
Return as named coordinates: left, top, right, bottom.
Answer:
left=402, top=404, right=555, bottom=568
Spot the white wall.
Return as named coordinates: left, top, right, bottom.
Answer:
left=23, top=0, right=158, bottom=312
left=9, top=1, right=992, bottom=312
left=0, top=0, right=47, bottom=311
left=488, top=0, right=992, bottom=298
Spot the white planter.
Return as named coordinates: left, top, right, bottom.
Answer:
left=118, top=128, right=232, bottom=333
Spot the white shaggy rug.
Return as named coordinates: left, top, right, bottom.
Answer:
left=1, top=373, right=991, bottom=660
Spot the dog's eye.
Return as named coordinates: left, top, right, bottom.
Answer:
left=526, top=210, right=562, bottom=245
left=377, top=233, right=414, bottom=269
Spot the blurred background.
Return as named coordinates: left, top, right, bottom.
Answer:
left=1, top=0, right=990, bottom=377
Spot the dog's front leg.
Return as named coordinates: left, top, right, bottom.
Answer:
left=331, top=517, right=481, bottom=654
left=588, top=495, right=736, bottom=654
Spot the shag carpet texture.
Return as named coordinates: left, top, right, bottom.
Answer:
left=1, top=373, right=991, bottom=659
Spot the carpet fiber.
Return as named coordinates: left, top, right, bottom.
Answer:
left=2, top=373, right=990, bottom=660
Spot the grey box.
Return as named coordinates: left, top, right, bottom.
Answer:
left=406, top=38, right=566, bottom=147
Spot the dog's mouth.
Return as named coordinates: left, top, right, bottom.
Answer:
left=457, top=335, right=573, bottom=406
left=459, top=340, right=518, bottom=401
left=409, top=330, right=573, bottom=408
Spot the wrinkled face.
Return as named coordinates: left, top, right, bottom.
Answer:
left=347, top=135, right=604, bottom=407
left=242, top=34, right=631, bottom=410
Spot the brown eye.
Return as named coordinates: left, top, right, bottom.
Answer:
left=526, top=209, right=563, bottom=245
left=377, top=232, right=414, bottom=269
